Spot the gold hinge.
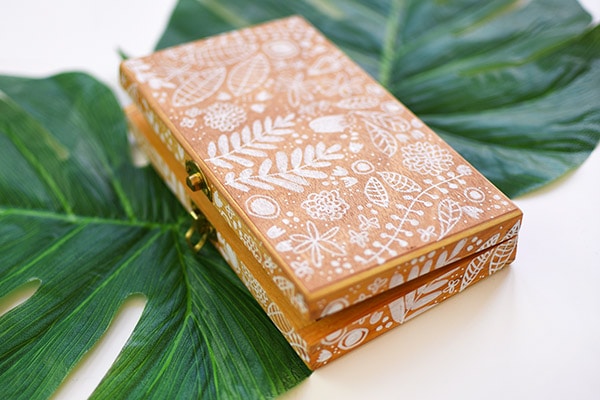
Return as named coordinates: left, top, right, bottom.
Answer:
left=185, top=160, right=212, bottom=201
left=185, top=203, right=215, bottom=252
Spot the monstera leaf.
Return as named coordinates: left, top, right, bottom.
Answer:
left=158, top=0, right=600, bottom=197
left=1, top=0, right=600, bottom=399
left=0, top=73, right=309, bottom=399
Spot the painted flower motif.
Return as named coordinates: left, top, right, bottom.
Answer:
left=358, top=214, right=379, bottom=231
left=349, top=230, right=369, bottom=248
left=367, top=277, right=388, bottom=294
left=184, top=107, right=202, bottom=117
left=290, top=221, right=346, bottom=267
left=276, top=72, right=315, bottom=107
left=401, top=142, right=453, bottom=175
left=262, top=255, right=278, bottom=271
left=318, top=72, right=363, bottom=98
left=457, top=164, right=473, bottom=176
left=417, top=225, right=437, bottom=242
left=443, top=278, right=461, bottom=294
left=301, top=190, right=349, bottom=221
left=464, top=187, right=485, bottom=203
left=291, top=260, right=314, bottom=280
left=179, top=117, right=196, bottom=128
left=462, top=206, right=484, bottom=219
left=203, top=102, right=246, bottom=132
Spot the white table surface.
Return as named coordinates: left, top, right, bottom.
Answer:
left=1, top=1, right=599, bottom=399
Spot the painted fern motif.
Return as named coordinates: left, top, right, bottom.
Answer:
left=412, top=279, right=447, bottom=309
left=389, top=269, right=453, bottom=323
left=438, top=199, right=462, bottom=238
left=206, top=114, right=295, bottom=169
left=224, top=142, right=343, bottom=192
left=434, top=238, right=468, bottom=269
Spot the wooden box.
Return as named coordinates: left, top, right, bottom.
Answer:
left=120, top=16, right=523, bottom=370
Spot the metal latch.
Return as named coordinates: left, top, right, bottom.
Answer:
left=185, top=160, right=212, bottom=201
left=184, top=160, right=214, bottom=252
left=185, top=203, right=215, bottom=252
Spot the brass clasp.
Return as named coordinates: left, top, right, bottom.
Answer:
left=185, top=203, right=215, bottom=252
left=185, top=160, right=212, bottom=201
left=184, top=160, right=214, bottom=252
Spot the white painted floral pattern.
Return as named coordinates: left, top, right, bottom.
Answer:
left=203, top=102, right=247, bottom=132
left=122, top=15, right=521, bottom=322
left=301, top=189, right=349, bottom=221
left=401, top=142, right=454, bottom=175
left=291, top=260, right=314, bottom=280
left=358, top=214, right=379, bottom=230
left=349, top=229, right=369, bottom=247
left=290, top=221, right=346, bottom=267
left=224, top=142, right=343, bottom=193
left=206, top=114, right=295, bottom=169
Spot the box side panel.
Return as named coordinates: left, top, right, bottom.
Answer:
left=305, top=237, right=519, bottom=368
left=314, top=215, right=521, bottom=318
left=127, top=105, right=191, bottom=211
left=214, top=224, right=519, bottom=370
left=211, top=232, right=314, bottom=364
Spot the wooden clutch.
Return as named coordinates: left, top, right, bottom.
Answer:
left=120, top=16, right=522, bottom=369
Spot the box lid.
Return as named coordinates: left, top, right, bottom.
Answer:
left=120, top=16, right=522, bottom=320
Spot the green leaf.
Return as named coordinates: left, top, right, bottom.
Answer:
left=0, top=73, right=309, bottom=399
left=3, top=1, right=599, bottom=398
left=157, top=0, right=600, bottom=197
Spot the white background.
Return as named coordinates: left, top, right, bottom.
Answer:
left=1, top=1, right=599, bottom=399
